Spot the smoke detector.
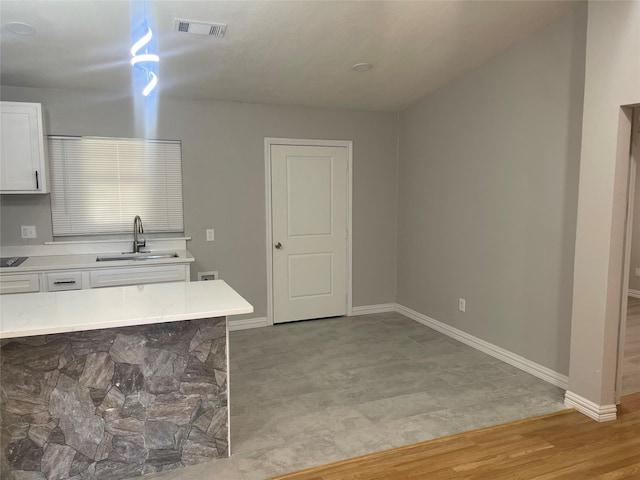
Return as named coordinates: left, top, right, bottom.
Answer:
left=174, top=19, right=227, bottom=37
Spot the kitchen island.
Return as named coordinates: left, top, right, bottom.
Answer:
left=0, top=280, right=252, bottom=479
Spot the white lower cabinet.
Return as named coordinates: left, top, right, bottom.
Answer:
left=46, top=271, right=84, bottom=291
left=0, top=273, right=40, bottom=294
left=89, top=264, right=188, bottom=288
left=0, top=263, right=191, bottom=294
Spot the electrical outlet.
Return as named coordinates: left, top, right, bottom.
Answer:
left=206, top=228, right=215, bottom=242
left=636, top=267, right=640, bottom=277
left=21, top=225, right=36, bottom=239
left=198, top=271, right=219, bottom=281
left=458, top=298, right=466, bottom=312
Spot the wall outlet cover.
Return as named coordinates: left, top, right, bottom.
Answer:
left=458, top=298, right=466, bottom=312
left=206, top=228, right=215, bottom=242
left=21, top=225, right=37, bottom=239
left=636, top=267, right=640, bottom=277
left=198, top=271, right=218, bottom=281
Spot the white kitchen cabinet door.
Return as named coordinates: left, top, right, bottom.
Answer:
left=0, top=273, right=41, bottom=294
left=89, top=264, right=189, bottom=288
left=0, top=102, right=48, bottom=193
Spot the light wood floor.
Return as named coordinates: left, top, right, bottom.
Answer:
left=272, top=393, right=640, bottom=480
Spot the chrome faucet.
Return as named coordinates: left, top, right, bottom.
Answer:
left=133, top=215, right=146, bottom=253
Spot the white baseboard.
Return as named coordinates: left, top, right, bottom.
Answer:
left=395, top=304, right=569, bottom=390
left=230, top=303, right=396, bottom=331
left=564, top=390, right=617, bottom=422
left=229, top=317, right=269, bottom=331
left=351, top=304, right=396, bottom=315
left=629, top=289, right=640, bottom=299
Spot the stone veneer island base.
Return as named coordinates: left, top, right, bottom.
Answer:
left=0, top=280, right=252, bottom=480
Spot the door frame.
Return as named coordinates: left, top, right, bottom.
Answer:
left=264, top=137, right=353, bottom=327
left=615, top=108, right=639, bottom=402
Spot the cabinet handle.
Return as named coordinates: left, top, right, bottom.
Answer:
left=35, top=171, right=39, bottom=190
left=53, top=280, right=76, bottom=285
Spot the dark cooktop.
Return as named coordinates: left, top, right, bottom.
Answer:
left=0, top=257, right=28, bottom=268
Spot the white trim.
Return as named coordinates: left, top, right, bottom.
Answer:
left=395, top=304, right=569, bottom=390
left=225, top=314, right=231, bottom=454
left=264, top=139, right=275, bottom=327
left=628, top=289, right=640, bottom=299
left=564, top=390, right=617, bottom=422
left=264, top=138, right=353, bottom=325
left=346, top=141, right=353, bottom=317
left=351, top=304, right=396, bottom=315
left=44, top=237, right=191, bottom=245
left=228, top=317, right=269, bottom=332
left=616, top=149, right=637, bottom=402
left=3, top=238, right=190, bottom=257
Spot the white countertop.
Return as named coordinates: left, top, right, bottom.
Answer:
left=0, top=280, right=253, bottom=339
left=0, top=250, right=194, bottom=274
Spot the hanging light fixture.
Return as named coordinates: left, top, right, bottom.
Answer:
left=131, top=22, right=159, bottom=96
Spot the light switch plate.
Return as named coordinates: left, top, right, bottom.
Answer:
left=206, top=228, right=215, bottom=242
left=21, top=225, right=37, bottom=239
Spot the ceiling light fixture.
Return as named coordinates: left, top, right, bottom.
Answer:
left=130, top=24, right=159, bottom=96
left=142, top=72, right=158, bottom=97
left=352, top=63, right=373, bottom=72
left=5, top=22, right=36, bottom=35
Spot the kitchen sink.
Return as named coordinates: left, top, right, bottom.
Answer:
left=96, top=252, right=179, bottom=262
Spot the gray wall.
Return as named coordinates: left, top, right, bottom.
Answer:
left=396, top=6, right=587, bottom=375
left=0, top=87, right=399, bottom=317
left=0, top=194, right=53, bottom=246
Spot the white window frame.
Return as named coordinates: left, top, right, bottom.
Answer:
left=48, top=136, right=184, bottom=237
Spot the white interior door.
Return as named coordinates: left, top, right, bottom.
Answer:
left=271, top=144, right=348, bottom=324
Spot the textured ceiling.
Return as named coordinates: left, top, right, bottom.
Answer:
left=0, top=1, right=578, bottom=111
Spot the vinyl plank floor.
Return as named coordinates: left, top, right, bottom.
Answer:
left=135, top=312, right=566, bottom=480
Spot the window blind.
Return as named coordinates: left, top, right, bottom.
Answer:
left=48, top=136, right=184, bottom=236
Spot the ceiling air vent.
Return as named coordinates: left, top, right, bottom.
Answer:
left=174, top=19, right=227, bottom=37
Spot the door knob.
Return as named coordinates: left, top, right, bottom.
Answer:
left=275, top=242, right=282, bottom=249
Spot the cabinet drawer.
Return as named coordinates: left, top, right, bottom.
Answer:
left=90, top=264, right=187, bottom=288
left=0, top=273, right=40, bottom=294
left=46, top=271, right=83, bottom=291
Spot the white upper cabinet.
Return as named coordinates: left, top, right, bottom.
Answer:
left=0, top=101, right=49, bottom=193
